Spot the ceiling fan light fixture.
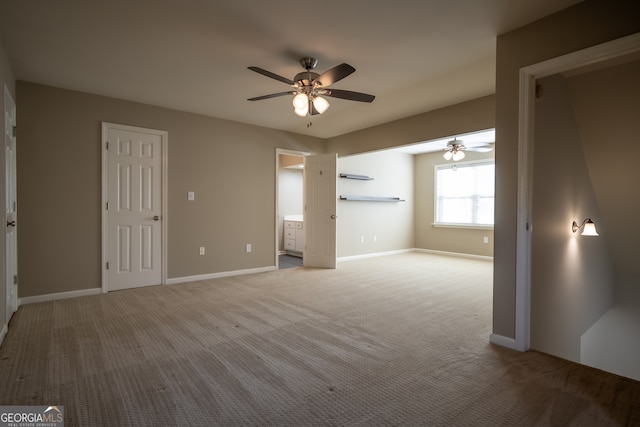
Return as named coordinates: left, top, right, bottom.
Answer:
left=247, top=57, right=375, bottom=118
left=292, top=93, right=308, bottom=110
left=294, top=104, right=308, bottom=117
left=313, top=96, right=330, bottom=114
left=452, top=150, right=465, bottom=161
left=443, top=150, right=453, bottom=160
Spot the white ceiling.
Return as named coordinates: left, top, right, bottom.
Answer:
left=393, top=128, right=495, bottom=155
left=0, top=0, right=581, bottom=139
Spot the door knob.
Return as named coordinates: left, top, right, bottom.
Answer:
left=153, top=216, right=160, bottom=221
left=330, top=214, right=337, bottom=219
left=6, top=221, right=16, bottom=227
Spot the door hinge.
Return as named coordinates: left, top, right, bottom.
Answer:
left=13, top=275, right=18, bottom=285
left=105, top=141, right=109, bottom=150
left=12, top=126, right=17, bottom=137
left=106, top=262, right=109, bottom=270
left=106, top=202, right=110, bottom=210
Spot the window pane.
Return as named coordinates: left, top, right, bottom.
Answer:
left=476, top=197, right=494, bottom=224
left=474, top=165, right=495, bottom=195
left=435, top=160, right=494, bottom=225
left=439, top=198, right=473, bottom=223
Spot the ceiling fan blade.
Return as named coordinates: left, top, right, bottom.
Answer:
left=324, top=89, right=375, bottom=103
left=247, top=91, right=296, bottom=101
left=465, top=146, right=494, bottom=153
left=314, top=63, right=355, bottom=87
left=248, top=67, right=294, bottom=85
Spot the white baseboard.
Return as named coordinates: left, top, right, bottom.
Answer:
left=415, top=248, right=493, bottom=262
left=338, top=248, right=492, bottom=263
left=19, top=287, right=102, bottom=305
left=337, top=249, right=414, bottom=263
left=166, top=266, right=276, bottom=285
left=0, top=323, right=7, bottom=348
left=490, top=333, right=517, bottom=350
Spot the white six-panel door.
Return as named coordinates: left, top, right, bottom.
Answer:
left=103, top=123, right=166, bottom=291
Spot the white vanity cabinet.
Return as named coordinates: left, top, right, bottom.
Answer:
left=283, top=215, right=304, bottom=255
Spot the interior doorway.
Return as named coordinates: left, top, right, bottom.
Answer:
left=275, top=149, right=308, bottom=269
left=514, top=32, right=640, bottom=357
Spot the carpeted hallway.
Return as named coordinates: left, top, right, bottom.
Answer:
left=0, top=253, right=638, bottom=426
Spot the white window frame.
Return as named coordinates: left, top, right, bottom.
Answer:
left=433, top=159, right=495, bottom=229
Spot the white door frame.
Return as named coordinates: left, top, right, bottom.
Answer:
left=514, top=32, right=640, bottom=352
left=101, top=122, right=168, bottom=292
left=4, top=85, right=17, bottom=323
left=275, top=148, right=309, bottom=269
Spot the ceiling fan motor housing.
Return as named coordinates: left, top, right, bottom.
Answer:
left=300, top=56, right=318, bottom=71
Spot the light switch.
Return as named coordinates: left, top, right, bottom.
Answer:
left=188, top=191, right=195, bottom=201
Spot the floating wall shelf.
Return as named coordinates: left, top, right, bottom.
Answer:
left=339, top=173, right=373, bottom=180
left=339, top=195, right=405, bottom=202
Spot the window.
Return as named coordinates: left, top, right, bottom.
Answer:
left=435, top=160, right=494, bottom=227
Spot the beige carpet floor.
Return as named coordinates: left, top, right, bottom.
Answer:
left=1, top=253, right=639, bottom=426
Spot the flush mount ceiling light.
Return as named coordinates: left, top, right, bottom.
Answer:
left=572, top=218, right=599, bottom=236
left=247, top=57, right=375, bottom=117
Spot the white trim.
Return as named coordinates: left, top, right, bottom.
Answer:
left=337, top=248, right=493, bottom=263
left=514, top=32, right=640, bottom=353
left=101, top=122, right=168, bottom=293
left=4, top=84, right=18, bottom=323
left=338, top=249, right=414, bottom=262
left=489, top=333, right=517, bottom=350
left=415, top=248, right=493, bottom=262
left=19, top=288, right=102, bottom=305
left=166, top=266, right=276, bottom=285
left=431, top=223, right=494, bottom=230
left=0, top=323, right=7, bottom=347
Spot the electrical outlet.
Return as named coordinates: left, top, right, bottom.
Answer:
left=188, top=191, right=195, bottom=201
left=246, top=244, right=252, bottom=253
left=199, top=246, right=205, bottom=255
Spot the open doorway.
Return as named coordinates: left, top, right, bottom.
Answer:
left=276, top=149, right=308, bottom=269
left=515, top=33, right=640, bottom=380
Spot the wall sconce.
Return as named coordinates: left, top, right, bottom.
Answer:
left=572, top=218, right=599, bottom=236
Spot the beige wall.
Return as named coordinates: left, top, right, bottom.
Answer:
left=16, top=81, right=324, bottom=297
left=415, top=149, right=494, bottom=257
left=493, top=0, right=640, bottom=339
left=337, top=151, right=414, bottom=257
left=326, top=95, right=495, bottom=156
left=0, top=40, right=15, bottom=336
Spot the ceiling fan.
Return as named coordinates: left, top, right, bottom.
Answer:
left=443, top=138, right=493, bottom=161
left=247, top=57, right=375, bottom=117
